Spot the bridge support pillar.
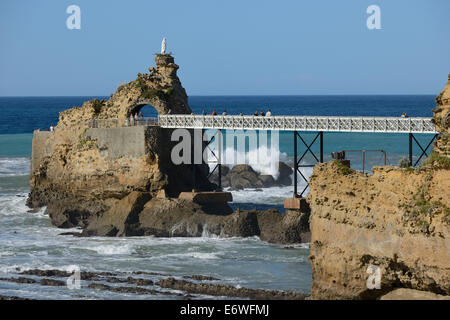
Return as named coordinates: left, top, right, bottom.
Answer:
left=408, top=133, right=438, bottom=167
left=292, top=131, right=324, bottom=198
left=206, top=129, right=223, bottom=191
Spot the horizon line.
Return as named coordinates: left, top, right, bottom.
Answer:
left=0, top=93, right=438, bottom=98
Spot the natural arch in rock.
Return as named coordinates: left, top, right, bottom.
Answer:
left=92, top=54, right=192, bottom=121
left=132, top=104, right=158, bottom=118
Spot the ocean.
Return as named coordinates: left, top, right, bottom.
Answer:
left=0, top=95, right=437, bottom=299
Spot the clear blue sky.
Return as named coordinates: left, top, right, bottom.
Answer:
left=1, top=0, right=449, bottom=96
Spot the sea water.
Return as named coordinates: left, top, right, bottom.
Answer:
left=0, top=96, right=436, bottom=299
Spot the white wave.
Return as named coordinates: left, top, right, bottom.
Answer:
left=207, top=145, right=288, bottom=179
left=163, top=252, right=220, bottom=260
left=0, top=157, right=30, bottom=177
left=77, top=243, right=137, bottom=255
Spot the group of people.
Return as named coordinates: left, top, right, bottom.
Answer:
left=127, top=112, right=144, bottom=125
left=199, top=108, right=273, bottom=116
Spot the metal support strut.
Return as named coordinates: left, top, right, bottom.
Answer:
left=206, top=130, right=223, bottom=190
left=293, top=131, right=324, bottom=197
left=408, top=133, right=438, bottom=167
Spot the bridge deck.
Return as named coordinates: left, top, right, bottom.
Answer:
left=158, top=115, right=436, bottom=133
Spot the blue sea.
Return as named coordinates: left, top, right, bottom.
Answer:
left=0, top=95, right=437, bottom=299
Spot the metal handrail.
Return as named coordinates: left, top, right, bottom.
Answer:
left=88, top=117, right=158, bottom=128
left=340, top=149, right=387, bottom=173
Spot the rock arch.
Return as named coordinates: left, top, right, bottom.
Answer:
left=95, top=54, right=192, bottom=120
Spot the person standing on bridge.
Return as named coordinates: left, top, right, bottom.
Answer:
left=266, top=109, right=272, bottom=116
left=212, top=109, right=217, bottom=116
left=202, top=109, right=206, bottom=115
left=129, top=113, right=134, bottom=126
left=254, top=110, right=259, bottom=116
left=222, top=110, right=227, bottom=116
left=260, top=110, right=265, bottom=116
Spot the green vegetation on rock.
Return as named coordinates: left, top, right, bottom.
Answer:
left=333, top=160, right=354, bottom=175
left=421, top=150, right=450, bottom=169
left=91, top=99, right=103, bottom=116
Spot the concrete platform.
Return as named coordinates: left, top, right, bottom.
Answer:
left=284, top=197, right=309, bottom=210
left=178, top=191, right=233, bottom=204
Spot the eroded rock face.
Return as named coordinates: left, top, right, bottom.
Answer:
left=306, top=75, right=450, bottom=300
left=307, top=162, right=450, bottom=300
left=433, top=74, right=450, bottom=158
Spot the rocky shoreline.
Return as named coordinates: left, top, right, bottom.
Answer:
left=0, top=269, right=307, bottom=300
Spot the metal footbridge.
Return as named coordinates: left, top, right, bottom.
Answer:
left=90, top=114, right=438, bottom=197
left=158, top=115, right=436, bottom=133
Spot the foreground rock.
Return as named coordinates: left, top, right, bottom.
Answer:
left=380, top=288, right=450, bottom=300
left=307, top=161, right=450, bottom=299
left=81, top=195, right=309, bottom=244
left=306, top=76, right=450, bottom=300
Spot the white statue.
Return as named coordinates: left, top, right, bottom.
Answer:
left=161, top=37, right=166, bottom=54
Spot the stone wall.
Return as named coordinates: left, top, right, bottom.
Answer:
left=31, top=131, right=54, bottom=173
left=85, top=127, right=148, bottom=160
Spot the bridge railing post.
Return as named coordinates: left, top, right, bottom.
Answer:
left=294, top=131, right=298, bottom=197
left=409, top=133, right=413, bottom=166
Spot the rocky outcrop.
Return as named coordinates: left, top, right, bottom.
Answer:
left=307, top=162, right=449, bottom=299
left=80, top=195, right=309, bottom=244
left=307, top=75, right=450, bottom=300
left=209, top=162, right=293, bottom=190
left=380, top=288, right=450, bottom=300
left=27, top=53, right=309, bottom=244
left=27, top=54, right=214, bottom=230
left=432, top=74, right=450, bottom=158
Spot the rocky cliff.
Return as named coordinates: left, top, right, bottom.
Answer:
left=27, top=54, right=214, bottom=229
left=307, top=75, right=450, bottom=299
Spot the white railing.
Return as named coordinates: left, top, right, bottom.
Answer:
left=89, top=117, right=158, bottom=128
left=157, top=115, right=436, bottom=133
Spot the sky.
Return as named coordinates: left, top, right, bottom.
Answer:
left=0, top=0, right=449, bottom=96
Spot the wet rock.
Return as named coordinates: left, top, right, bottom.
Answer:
left=0, top=277, right=37, bottom=284
left=157, top=277, right=307, bottom=300
left=257, top=209, right=310, bottom=244
left=275, top=161, right=293, bottom=186
left=209, top=162, right=293, bottom=190
left=229, top=165, right=262, bottom=190
left=184, top=275, right=220, bottom=281
left=40, top=278, right=66, bottom=286
left=0, top=295, right=34, bottom=300
left=259, top=175, right=275, bottom=187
